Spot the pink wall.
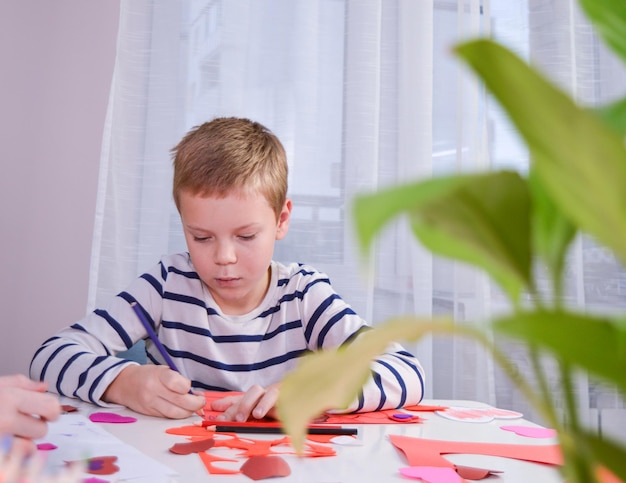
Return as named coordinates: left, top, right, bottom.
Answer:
left=0, top=0, right=120, bottom=375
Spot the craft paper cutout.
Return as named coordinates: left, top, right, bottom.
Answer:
left=233, top=438, right=286, bottom=458
left=501, top=425, right=557, bottom=439
left=198, top=451, right=240, bottom=475
left=389, top=434, right=563, bottom=468
left=61, top=404, right=78, bottom=413
left=301, top=441, right=336, bottom=457
left=166, top=424, right=211, bottom=437
left=36, top=442, right=57, bottom=451
left=320, top=410, right=423, bottom=425
left=404, top=404, right=449, bottom=412
left=306, top=434, right=359, bottom=445
left=65, top=456, right=119, bottom=475
left=89, top=412, right=137, bottom=424
left=455, top=465, right=503, bottom=479
left=209, top=432, right=334, bottom=458
left=83, top=479, right=109, bottom=483
left=169, top=438, right=215, bottom=454
left=202, top=391, right=423, bottom=425
left=399, top=466, right=462, bottom=482
left=37, top=413, right=178, bottom=481
left=436, top=406, right=523, bottom=423
left=240, top=455, right=291, bottom=480
left=391, top=412, right=420, bottom=422
left=166, top=416, right=341, bottom=479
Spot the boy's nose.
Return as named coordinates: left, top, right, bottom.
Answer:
left=214, top=241, right=237, bottom=264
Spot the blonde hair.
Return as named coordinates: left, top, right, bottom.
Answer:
left=172, top=117, right=288, bottom=218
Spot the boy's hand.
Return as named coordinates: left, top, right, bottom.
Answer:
left=103, top=365, right=205, bottom=418
left=0, top=374, right=61, bottom=440
left=211, top=383, right=280, bottom=422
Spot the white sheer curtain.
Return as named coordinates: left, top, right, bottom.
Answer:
left=89, top=0, right=626, bottom=425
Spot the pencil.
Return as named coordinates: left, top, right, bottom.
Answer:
left=130, top=302, right=180, bottom=372
left=206, top=425, right=358, bottom=436
left=198, top=420, right=339, bottom=429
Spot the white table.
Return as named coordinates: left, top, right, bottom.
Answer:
left=51, top=398, right=564, bottom=482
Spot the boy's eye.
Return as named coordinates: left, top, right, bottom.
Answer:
left=193, top=236, right=211, bottom=242
left=239, top=234, right=256, bottom=240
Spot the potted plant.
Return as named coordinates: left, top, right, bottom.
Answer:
left=276, top=0, right=626, bottom=481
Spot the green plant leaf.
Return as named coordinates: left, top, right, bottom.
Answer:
left=276, top=317, right=455, bottom=453
left=528, top=167, right=576, bottom=297
left=579, top=0, right=626, bottom=64
left=455, top=39, right=626, bottom=266
left=352, top=176, right=469, bottom=256
left=409, top=171, right=531, bottom=304
left=594, top=97, right=626, bottom=137
left=494, top=311, right=626, bottom=394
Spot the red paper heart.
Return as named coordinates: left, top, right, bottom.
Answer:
left=169, top=438, right=215, bottom=454
left=66, top=456, right=119, bottom=475
left=240, top=455, right=291, bottom=480
left=455, top=465, right=502, bottom=479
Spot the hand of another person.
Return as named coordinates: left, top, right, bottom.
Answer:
left=0, top=374, right=61, bottom=440
left=0, top=435, right=84, bottom=482
left=102, top=365, right=205, bottom=419
left=211, top=383, right=280, bottom=422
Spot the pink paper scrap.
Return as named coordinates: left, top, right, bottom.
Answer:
left=36, top=443, right=57, bottom=451
left=400, top=466, right=462, bottom=482
left=501, top=425, right=557, bottom=438
left=436, top=406, right=523, bottom=423
left=89, top=412, right=137, bottom=424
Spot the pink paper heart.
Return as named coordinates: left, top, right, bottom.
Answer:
left=89, top=412, right=137, bottom=423
left=501, top=425, right=557, bottom=438
left=399, top=466, right=462, bottom=482
left=36, top=442, right=57, bottom=451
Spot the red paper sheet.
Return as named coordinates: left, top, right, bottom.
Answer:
left=201, top=391, right=424, bottom=424
left=389, top=434, right=563, bottom=467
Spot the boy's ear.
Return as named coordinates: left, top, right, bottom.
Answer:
left=276, top=199, right=292, bottom=240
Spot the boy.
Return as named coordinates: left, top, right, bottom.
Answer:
left=30, top=117, right=425, bottom=421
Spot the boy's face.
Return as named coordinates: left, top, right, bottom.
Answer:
left=178, top=189, right=291, bottom=316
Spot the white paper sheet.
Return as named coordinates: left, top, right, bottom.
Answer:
left=35, top=413, right=178, bottom=482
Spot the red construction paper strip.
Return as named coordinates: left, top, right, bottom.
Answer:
left=166, top=425, right=212, bottom=437
left=403, top=404, right=449, bottom=412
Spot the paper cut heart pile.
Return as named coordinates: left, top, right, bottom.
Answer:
left=165, top=425, right=341, bottom=479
